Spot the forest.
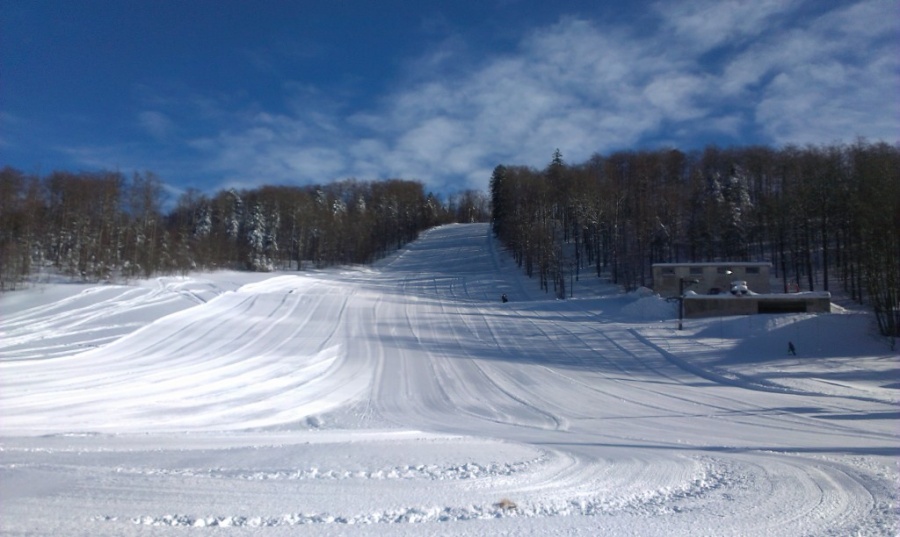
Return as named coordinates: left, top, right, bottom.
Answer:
left=1, top=140, right=898, bottom=336
left=0, top=171, right=489, bottom=285
left=489, top=141, right=899, bottom=337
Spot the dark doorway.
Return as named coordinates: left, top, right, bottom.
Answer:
left=758, top=301, right=807, bottom=314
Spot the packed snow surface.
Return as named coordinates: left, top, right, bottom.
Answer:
left=1, top=223, right=897, bottom=536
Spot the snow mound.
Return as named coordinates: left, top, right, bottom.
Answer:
left=621, top=290, right=675, bottom=321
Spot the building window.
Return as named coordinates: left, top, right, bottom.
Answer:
left=689, top=267, right=703, bottom=276
left=717, top=267, right=731, bottom=274
left=746, top=266, right=760, bottom=274
left=661, top=267, right=675, bottom=275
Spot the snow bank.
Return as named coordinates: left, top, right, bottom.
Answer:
left=620, top=287, right=676, bottom=321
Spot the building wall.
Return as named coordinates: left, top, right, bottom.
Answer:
left=683, top=294, right=832, bottom=318
left=652, top=263, right=771, bottom=297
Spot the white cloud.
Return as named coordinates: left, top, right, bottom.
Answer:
left=358, top=17, right=689, bottom=187
left=189, top=115, right=351, bottom=190
left=138, top=111, right=175, bottom=140
left=756, top=57, right=899, bottom=145
left=655, top=0, right=799, bottom=53
left=722, top=0, right=900, bottom=145
left=154, top=1, right=899, bottom=193
left=643, top=74, right=711, bottom=121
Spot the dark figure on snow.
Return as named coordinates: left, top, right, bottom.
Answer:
left=501, top=293, right=508, bottom=303
left=788, top=341, right=796, bottom=356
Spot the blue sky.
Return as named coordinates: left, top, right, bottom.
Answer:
left=2, top=0, right=898, bottom=196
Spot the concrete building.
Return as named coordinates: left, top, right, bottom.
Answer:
left=683, top=292, right=832, bottom=318
left=652, top=262, right=831, bottom=320
left=652, top=262, right=772, bottom=298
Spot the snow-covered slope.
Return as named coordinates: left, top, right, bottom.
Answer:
left=1, top=223, right=897, bottom=536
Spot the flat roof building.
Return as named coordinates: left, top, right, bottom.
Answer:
left=652, top=262, right=772, bottom=298
left=653, top=262, right=831, bottom=319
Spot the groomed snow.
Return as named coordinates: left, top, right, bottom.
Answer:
left=1, top=223, right=897, bottom=536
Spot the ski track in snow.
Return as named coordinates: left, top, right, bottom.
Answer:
left=1, top=223, right=897, bottom=536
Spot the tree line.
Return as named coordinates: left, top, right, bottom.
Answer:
left=1, top=140, right=897, bottom=337
left=490, top=141, right=899, bottom=337
left=0, top=170, right=490, bottom=288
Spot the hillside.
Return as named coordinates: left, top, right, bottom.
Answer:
left=1, top=223, right=896, bottom=536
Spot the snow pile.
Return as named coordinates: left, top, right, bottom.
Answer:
left=620, top=287, right=676, bottom=321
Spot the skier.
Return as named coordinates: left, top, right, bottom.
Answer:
left=501, top=293, right=508, bottom=303
left=788, top=341, right=796, bottom=356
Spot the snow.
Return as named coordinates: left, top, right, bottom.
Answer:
left=1, top=223, right=897, bottom=536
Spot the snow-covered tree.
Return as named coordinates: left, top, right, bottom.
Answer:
left=245, top=202, right=271, bottom=271
left=721, top=166, right=753, bottom=260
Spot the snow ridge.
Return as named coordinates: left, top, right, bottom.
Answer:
left=113, top=458, right=541, bottom=481
left=109, top=459, right=735, bottom=527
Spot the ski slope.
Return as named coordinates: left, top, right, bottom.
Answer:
left=1, top=223, right=897, bottom=536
